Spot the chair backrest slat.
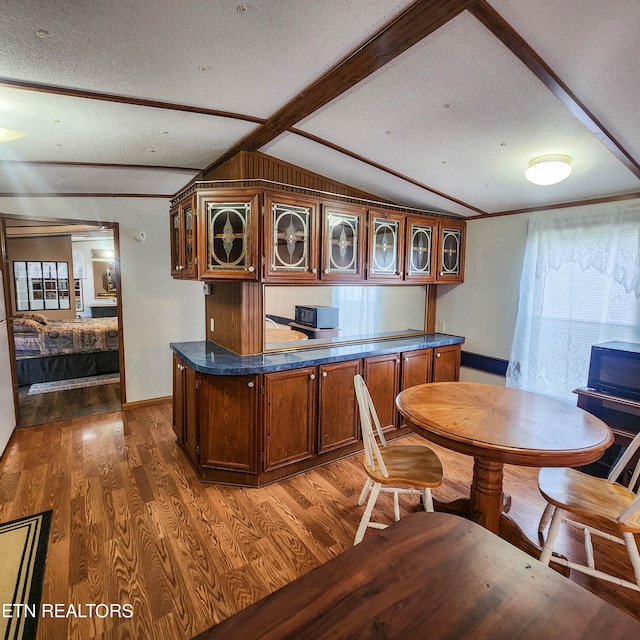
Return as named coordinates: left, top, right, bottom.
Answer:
left=608, top=431, right=640, bottom=494
left=354, top=375, right=389, bottom=478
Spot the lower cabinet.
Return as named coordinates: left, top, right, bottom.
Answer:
left=318, top=359, right=362, bottom=453
left=364, top=353, right=401, bottom=433
left=172, top=354, right=199, bottom=464
left=172, top=342, right=462, bottom=486
left=199, top=373, right=260, bottom=475
left=263, top=367, right=316, bottom=471
left=433, top=343, right=461, bottom=382
left=400, top=348, right=433, bottom=391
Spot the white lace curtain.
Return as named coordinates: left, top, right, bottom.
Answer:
left=506, top=202, right=640, bottom=402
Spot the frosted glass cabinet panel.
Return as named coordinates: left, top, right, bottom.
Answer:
left=264, top=193, right=319, bottom=282
left=405, top=216, right=437, bottom=283
left=321, top=203, right=365, bottom=281
left=367, top=209, right=404, bottom=281
left=198, top=190, right=260, bottom=280
left=436, top=218, right=466, bottom=283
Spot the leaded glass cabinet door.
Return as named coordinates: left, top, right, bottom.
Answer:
left=181, top=197, right=197, bottom=279
left=321, top=204, right=365, bottom=281
left=404, top=216, right=437, bottom=283
left=367, top=210, right=404, bottom=281
left=264, top=193, right=319, bottom=281
left=170, top=205, right=182, bottom=278
left=198, top=191, right=259, bottom=280
left=436, top=219, right=466, bottom=283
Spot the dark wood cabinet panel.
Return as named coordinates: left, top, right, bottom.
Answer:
left=197, top=189, right=260, bottom=280
left=264, top=367, right=317, bottom=471
left=264, top=192, right=319, bottom=282
left=401, top=348, right=434, bottom=390
left=172, top=354, right=186, bottom=441
left=199, top=374, right=259, bottom=473
left=366, top=209, right=405, bottom=282
left=433, top=344, right=461, bottom=382
left=404, top=216, right=437, bottom=283
left=172, top=353, right=199, bottom=464
left=318, top=359, right=362, bottom=453
left=436, top=218, right=466, bottom=283
left=170, top=195, right=197, bottom=279
left=364, top=353, right=400, bottom=432
left=321, top=203, right=366, bottom=281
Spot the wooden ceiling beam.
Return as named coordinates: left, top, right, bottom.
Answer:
left=469, top=0, right=640, bottom=180
left=203, top=0, right=476, bottom=177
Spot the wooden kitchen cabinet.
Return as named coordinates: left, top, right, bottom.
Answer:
left=400, top=348, right=434, bottom=390
left=318, top=359, right=362, bottom=453
left=321, top=202, right=366, bottom=281
left=170, top=194, right=197, bottom=279
left=172, top=353, right=199, bottom=464
left=404, top=216, right=437, bottom=283
left=263, top=367, right=317, bottom=471
left=366, top=209, right=405, bottom=282
left=197, top=189, right=260, bottom=280
left=198, top=374, right=260, bottom=475
left=264, top=192, right=320, bottom=282
left=364, top=353, right=401, bottom=433
left=436, top=218, right=465, bottom=283
left=433, top=343, right=461, bottom=382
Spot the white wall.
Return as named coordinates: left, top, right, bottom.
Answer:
left=435, top=198, right=640, bottom=385
left=0, top=197, right=205, bottom=402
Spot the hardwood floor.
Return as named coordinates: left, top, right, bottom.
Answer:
left=17, top=383, right=121, bottom=428
left=0, top=404, right=638, bottom=639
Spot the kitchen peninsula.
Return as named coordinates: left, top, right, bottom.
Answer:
left=171, top=332, right=463, bottom=486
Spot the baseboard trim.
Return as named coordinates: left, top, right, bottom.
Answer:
left=461, top=351, right=508, bottom=377
left=122, top=396, right=172, bottom=411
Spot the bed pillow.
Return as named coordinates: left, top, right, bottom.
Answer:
left=15, top=312, right=48, bottom=325
left=13, top=317, right=43, bottom=334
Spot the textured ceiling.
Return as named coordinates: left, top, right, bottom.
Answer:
left=1, top=0, right=639, bottom=216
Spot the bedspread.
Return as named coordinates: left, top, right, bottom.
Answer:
left=14, top=316, right=119, bottom=357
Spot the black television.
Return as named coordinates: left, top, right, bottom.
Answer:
left=587, top=341, right=640, bottom=402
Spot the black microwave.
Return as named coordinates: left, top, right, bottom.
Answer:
left=295, top=305, right=339, bottom=329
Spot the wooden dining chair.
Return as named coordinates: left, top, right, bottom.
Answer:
left=538, top=430, right=640, bottom=591
left=353, top=374, right=443, bottom=545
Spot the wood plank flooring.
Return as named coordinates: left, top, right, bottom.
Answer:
left=0, top=404, right=638, bottom=639
left=17, top=383, right=121, bottom=428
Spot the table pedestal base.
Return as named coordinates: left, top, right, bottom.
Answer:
left=430, top=457, right=569, bottom=576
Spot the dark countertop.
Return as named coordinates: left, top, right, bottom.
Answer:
left=170, top=333, right=465, bottom=375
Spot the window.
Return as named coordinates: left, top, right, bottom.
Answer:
left=507, top=204, right=640, bottom=402
left=13, top=260, right=71, bottom=311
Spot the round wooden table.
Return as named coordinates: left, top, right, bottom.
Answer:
left=396, top=382, right=614, bottom=552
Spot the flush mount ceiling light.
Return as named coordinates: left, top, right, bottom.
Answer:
left=0, top=127, right=28, bottom=144
left=525, top=154, right=573, bottom=185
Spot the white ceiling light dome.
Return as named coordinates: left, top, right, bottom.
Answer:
left=525, top=154, right=573, bottom=185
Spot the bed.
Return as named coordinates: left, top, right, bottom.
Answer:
left=13, top=313, right=120, bottom=385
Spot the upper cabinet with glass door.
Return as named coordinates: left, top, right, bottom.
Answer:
left=404, top=215, right=437, bottom=283
left=170, top=194, right=197, bottom=279
left=264, top=192, right=319, bottom=282
left=197, top=190, right=260, bottom=280
left=436, top=218, right=465, bottom=283
left=321, top=203, right=365, bottom=281
left=366, top=209, right=405, bottom=282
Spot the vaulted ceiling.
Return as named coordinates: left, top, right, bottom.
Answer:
left=1, top=0, right=639, bottom=218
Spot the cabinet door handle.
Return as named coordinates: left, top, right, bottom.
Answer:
left=436, top=353, right=441, bottom=358
left=248, top=265, right=255, bottom=272
left=324, top=268, right=330, bottom=274
left=312, top=268, right=317, bottom=274
left=247, top=381, right=254, bottom=387
left=322, top=371, right=327, bottom=377
left=310, top=374, right=316, bottom=380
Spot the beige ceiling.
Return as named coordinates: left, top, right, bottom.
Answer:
left=1, top=0, right=639, bottom=217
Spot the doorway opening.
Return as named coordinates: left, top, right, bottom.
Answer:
left=1, top=215, right=124, bottom=428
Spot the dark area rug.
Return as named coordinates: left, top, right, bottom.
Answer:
left=0, top=510, right=52, bottom=640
